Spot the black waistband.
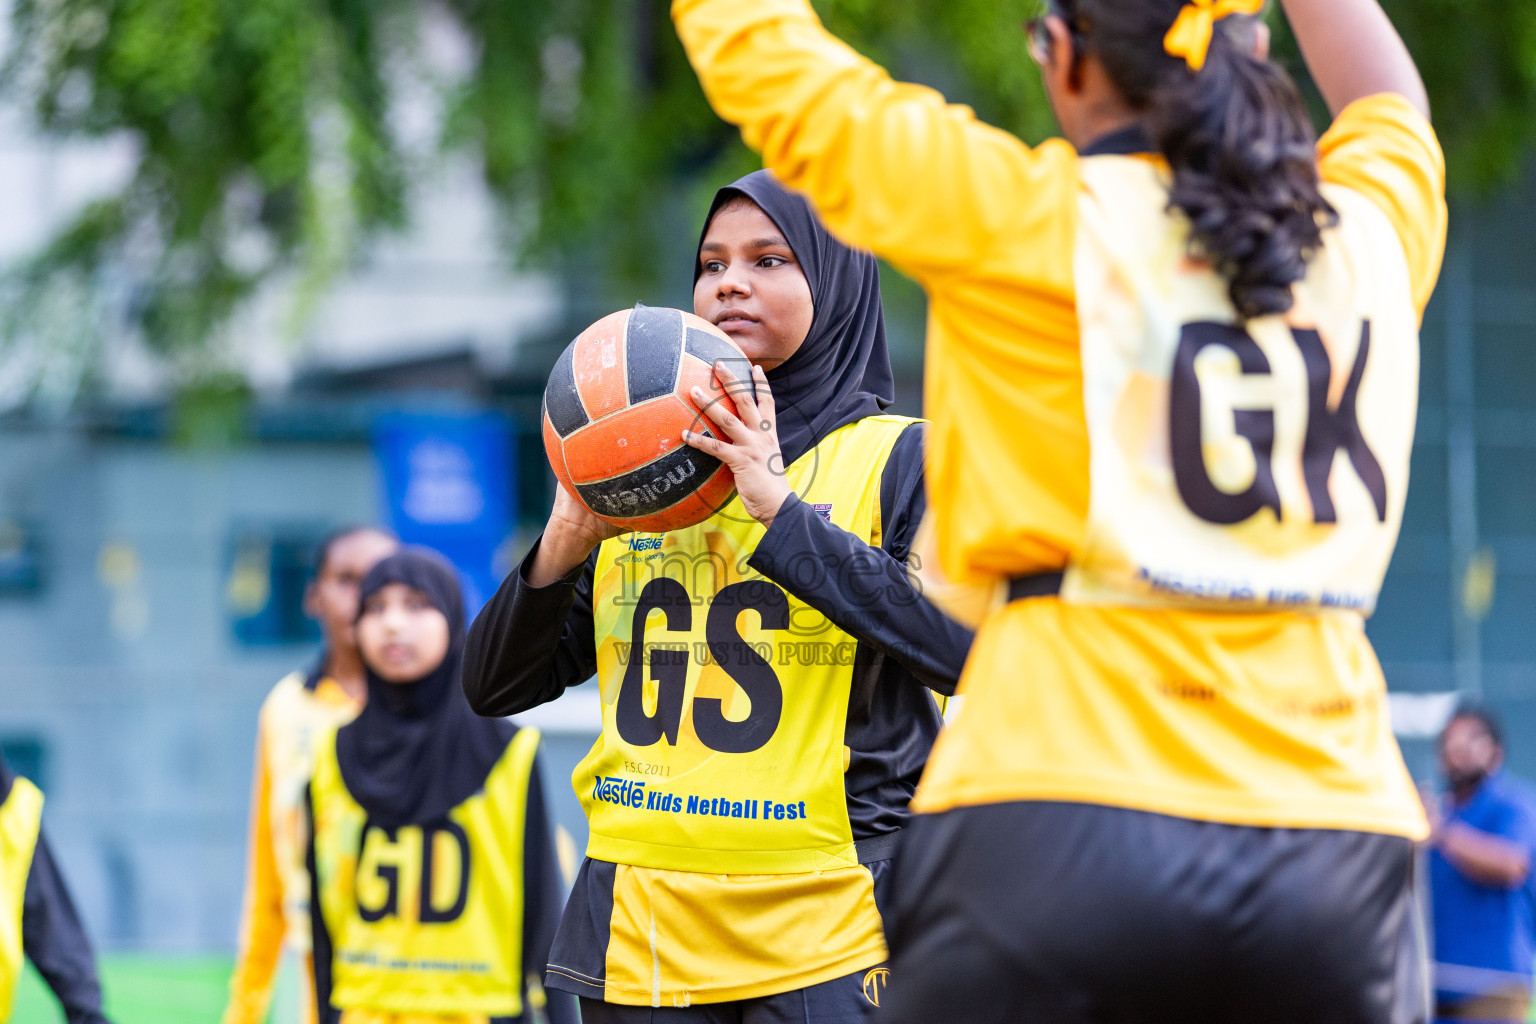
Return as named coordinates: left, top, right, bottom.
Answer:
left=1007, top=573, right=1065, bottom=603
left=854, top=829, right=904, bottom=865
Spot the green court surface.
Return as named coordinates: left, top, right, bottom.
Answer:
left=13, top=955, right=232, bottom=1023
left=14, top=956, right=1536, bottom=1022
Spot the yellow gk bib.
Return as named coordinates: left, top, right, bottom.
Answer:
left=579, top=415, right=915, bottom=874
left=311, top=728, right=540, bottom=1018
left=1067, top=157, right=1418, bottom=614
left=0, top=776, right=42, bottom=1019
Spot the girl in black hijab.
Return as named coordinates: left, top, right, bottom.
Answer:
left=306, top=547, right=576, bottom=1024
left=464, top=171, right=972, bottom=1022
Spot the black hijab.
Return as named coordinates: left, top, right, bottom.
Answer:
left=695, top=170, right=895, bottom=466
left=336, top=547, right=514, bottom=829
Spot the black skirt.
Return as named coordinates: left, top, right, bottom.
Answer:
left=881, top=800, right=1426, bottom=1024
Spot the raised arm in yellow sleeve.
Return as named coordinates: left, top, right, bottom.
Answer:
left=672, top=0, right=1075, bottom=279
left=1318, top=93, right=1448, bottom=318
left=222, top=726, right=286, bottom=1024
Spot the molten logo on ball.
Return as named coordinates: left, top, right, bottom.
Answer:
left=587, top=459, right=698, bottom=516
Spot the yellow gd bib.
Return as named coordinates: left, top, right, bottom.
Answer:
left=579, top=415, right=915, bottom=875
left=310, top=727, right=541, bottom=1018
left=0, top=776, right=43, bottom=1019
left=1065, top=156, right=1418, bottom=614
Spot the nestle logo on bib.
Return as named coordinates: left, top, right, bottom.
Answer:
left=625, top=536, right=664, bottom=552
left=811, top=503, right=833, bottom=521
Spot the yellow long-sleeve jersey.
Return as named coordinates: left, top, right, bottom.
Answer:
left=224, top=667, right=363, bottom=1024
left=674, top=0, right=1446, bottom=839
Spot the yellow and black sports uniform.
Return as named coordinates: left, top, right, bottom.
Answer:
left=307, top=549, right=577, bottom=1024
left=672, top=0, right=1447, bottom=1021
left=0, top=754, right=112, bottom=1024
left=464, top=172, right=972, bottom=1016
left=226, top=659, right=364, bottom=1024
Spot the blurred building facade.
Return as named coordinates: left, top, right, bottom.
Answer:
left=0, top=434, right=378, bottom=950
left=0, top=20, right=589, bottom=948
left=1370, top=176, right=1536, bottom=779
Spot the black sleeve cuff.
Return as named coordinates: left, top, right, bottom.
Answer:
left=515, top=534, right=588, bottom=591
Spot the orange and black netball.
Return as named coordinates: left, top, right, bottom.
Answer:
left=542, top=304, right=753, bottom=533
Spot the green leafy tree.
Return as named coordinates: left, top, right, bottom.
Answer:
left=1, top=0, right=1532, bottom=410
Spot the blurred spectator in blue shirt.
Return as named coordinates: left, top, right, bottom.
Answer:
left=1428, top=707, right=1536, bottom=1024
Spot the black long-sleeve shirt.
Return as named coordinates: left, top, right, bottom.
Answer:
left=307, top=752, right=578, bottom=1024
left=0, top=762, right=111, bottom=1024
left=464, top=421, right=973, bottom=838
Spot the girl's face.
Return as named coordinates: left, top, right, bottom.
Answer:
left=693, top=198, right=814, bottom=369
left=356, top=583, right=451, bottom=684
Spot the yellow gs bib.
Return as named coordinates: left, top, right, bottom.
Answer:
left=311, top=728, right=541, bottom=1018
left=0, top=776, right=42, bottom=1019
left=579, top=415, right=915, bottom=874
left=1067, top=157, right=1418, bottom=615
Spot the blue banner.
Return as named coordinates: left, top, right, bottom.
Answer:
left=372, top=411, right=515, bottom=613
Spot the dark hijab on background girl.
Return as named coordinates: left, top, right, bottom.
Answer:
left=336, top=548, right=510, bottom=828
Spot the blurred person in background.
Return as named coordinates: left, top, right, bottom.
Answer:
left=0, top=752, right=112, bottom=1024
left=1426, top=707, right=1536, bottom=1023
left=224, top=526, right=398, bottom=1024
left=307, top=547, right=575, bottom=1024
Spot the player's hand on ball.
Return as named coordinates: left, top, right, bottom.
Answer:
left=549, top=484, right=625, bottom=548
left=529, top=485, right=625, bottom=587
left=683, top=361, right=793, bottom=528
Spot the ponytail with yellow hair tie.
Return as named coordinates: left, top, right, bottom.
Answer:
left=1163, top=0, right=1266, bottom=71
